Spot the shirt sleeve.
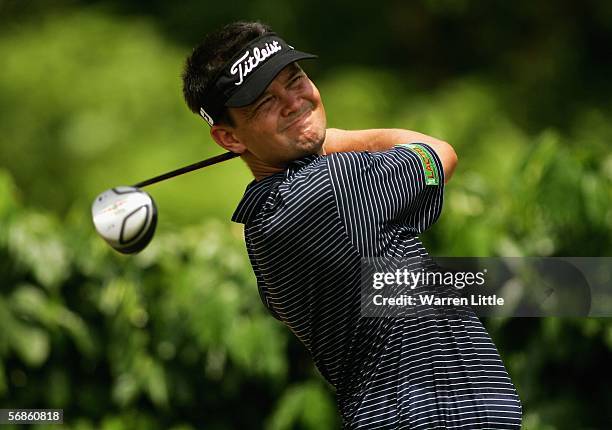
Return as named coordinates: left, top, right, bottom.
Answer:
left=327, top=143, right=445, bottom=252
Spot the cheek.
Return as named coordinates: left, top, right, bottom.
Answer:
left=306, top=102, right=326, bottom=136
left=246, top=117, right=276, bottom=139
left=307, top=81, right=323, bottom=104
left=309, top=91, right=326, bottom=125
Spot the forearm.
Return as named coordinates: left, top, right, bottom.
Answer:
left=323, top=128, right=458, bottom=183
left=323, top=128, right=445, bottom=153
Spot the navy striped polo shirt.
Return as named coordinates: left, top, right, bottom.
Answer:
left=232, top=144, right=522, bottom=429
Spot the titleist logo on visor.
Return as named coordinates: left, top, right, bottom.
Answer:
left=230, top=40, right=283, bottom=86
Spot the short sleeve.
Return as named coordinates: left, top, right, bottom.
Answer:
left=327, top=143, right=445, bottom=251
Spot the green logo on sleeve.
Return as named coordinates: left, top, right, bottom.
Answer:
left=395, top=143, right=440, bottom=185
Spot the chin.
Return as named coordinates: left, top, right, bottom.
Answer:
left=295, top=127, right=325, bottom=155
left=297, top=117, right=326, bottom=151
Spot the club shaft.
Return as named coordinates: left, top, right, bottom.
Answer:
left=132, top=152, right=240, bottom=188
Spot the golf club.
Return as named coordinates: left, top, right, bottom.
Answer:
left=91, top=151, right=239, bottom=254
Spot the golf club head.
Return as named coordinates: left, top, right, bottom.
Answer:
left=92, top=186, right=157, bottom=254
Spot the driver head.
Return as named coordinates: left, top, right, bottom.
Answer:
left=91, top=186, right=157, bottom=254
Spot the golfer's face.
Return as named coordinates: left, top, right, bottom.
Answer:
left=229, top=63, right=327, bottom=166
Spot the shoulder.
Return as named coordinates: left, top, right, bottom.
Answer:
left=258, top=156, right=339, bottom=239
left=326, top=147, right=423, bottom=169
left=325, top=147, right=418, bottom=182
left=276, top=154, right=333, bottom=207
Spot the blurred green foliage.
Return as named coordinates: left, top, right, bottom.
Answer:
left=0, top=2, right=611, bottom=429
left=0, top=9, right=252, bottom=227
left=0, top=170, right=339, bottom=429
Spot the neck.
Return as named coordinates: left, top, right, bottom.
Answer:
left=240, top=151, right=285, bottom=181
left=241, top=148, right=324, bottom=181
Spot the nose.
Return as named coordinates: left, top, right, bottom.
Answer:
left=279, top=89, right=301, bottom=117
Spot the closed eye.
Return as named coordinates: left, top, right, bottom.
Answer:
left=288, top=74, right=304, bottom=87
left=253, top=95, right=274, bottom=114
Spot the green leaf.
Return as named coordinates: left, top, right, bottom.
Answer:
left=7, top=212, right=69, bottom=291
left=11, top=325, right=50, bottom=367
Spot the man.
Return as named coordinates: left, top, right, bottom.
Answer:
left=183, top=21, right=522, bottom=429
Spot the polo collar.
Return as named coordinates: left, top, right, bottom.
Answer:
left=231, top=154, right=322, bottom=224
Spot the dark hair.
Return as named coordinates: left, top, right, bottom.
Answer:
left=182, top=21, right=272, bottom=126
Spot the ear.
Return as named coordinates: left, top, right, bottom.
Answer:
left=210, top=125, right=247, bottom=154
